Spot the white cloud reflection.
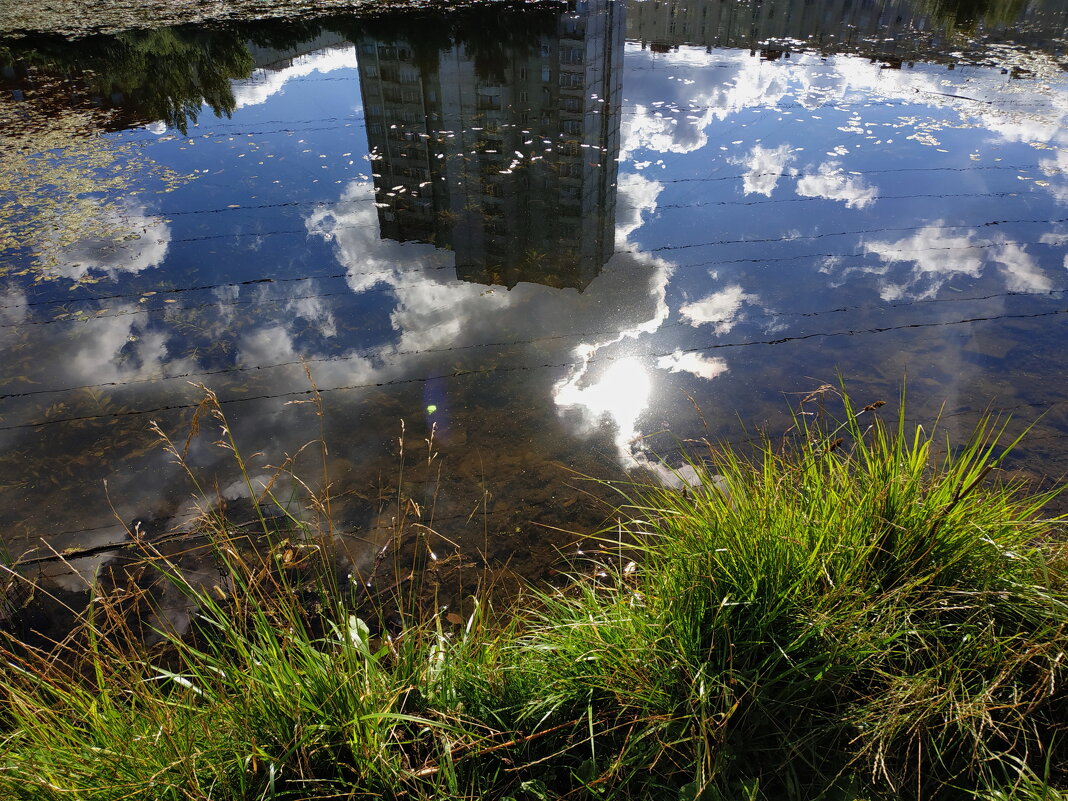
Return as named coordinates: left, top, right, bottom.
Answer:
left=66, top=307, right=184, bottom=386
left=620, top=44, right=1068, bottom=210
left=740, top=144, right=795, bottom=196
left=616, top=171, right=664, bottom=240
left=990, top=240, right=1053, bottom=293
left=45, top=204, right=170, bottom=282
left=795, top=160, right=878, bottom=208
left=679, top=283, right=758, bottom=334
left=656, top=349, right=729, bottom=381
left=862, top=224, right=1057, bottom=301
left=622, top=102, right=715, bottom=158
left=233, top=46, right=359, bottom=109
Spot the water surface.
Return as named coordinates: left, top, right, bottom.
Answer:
left=3, top=0, right=1068, bottom=594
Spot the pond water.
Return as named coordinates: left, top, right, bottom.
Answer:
left=3, top=0, right=1068, bottom=598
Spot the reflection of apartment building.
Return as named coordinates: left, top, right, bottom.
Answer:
left=627, top=0, right=937, bottom=59
left=625, top=0, right=1068, bottom=63
left=247, top=33, right=349, bottom=70
left=355, top=0, right=624, bottom=291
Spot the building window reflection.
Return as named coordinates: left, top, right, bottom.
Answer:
left=355, top=0, right=623, bottom=291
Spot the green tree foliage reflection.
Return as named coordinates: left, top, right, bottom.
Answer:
left=1, top=26, right=253, bottom=134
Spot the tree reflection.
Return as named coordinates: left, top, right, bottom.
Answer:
left=1, top=27, right=252, bottom=133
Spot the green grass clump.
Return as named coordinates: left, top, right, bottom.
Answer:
left=493, top=394, right=1068, bottom=799
left=0, top=391, right=1065, bottom=800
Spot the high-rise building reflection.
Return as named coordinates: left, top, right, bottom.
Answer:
left=355, top=0, right=624, bottom=291
left=627, top=0, right=930, bottom=55
left=625, top=0, right=1068, bottom=63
